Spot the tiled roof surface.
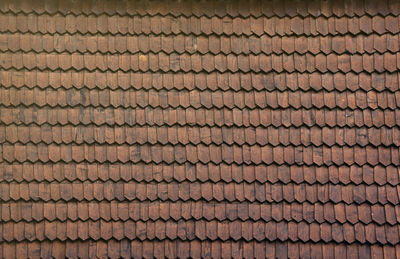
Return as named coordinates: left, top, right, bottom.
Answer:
left=1, top=0, right=400, bottom=258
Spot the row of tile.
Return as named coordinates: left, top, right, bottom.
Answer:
left=1, top=162, right=398, bottom=186
left=2, top=107, right=399, bottom=128
left=0, top=13, right=399, bottom=36
left=1, top=181, right=398, bottom=205
left=2, top=125, right=400, bottom=147
left=3, top=33, right=400, bottom=55
left=3, top=0, right=399, bottom=17
left=3, top=87, right=400, bottom=110
left=1, top=219, right=398, bottom=244
left=2, top=143, right=400, bottom=166
left=2, top=70, right=399, bottom=92
left=0, top=240, right=397, bottom=259
left=1, top=200, right=398, bottom=225
left=2, top=52, right=400, bottom=73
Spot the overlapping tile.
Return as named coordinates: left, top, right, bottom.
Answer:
left=2, top=87, right=400, bottom=110
left=2, top=200, right=400, bottom=226
left=1, top=70, right=399, bottom=92
left=2, top=125, right=400, bottom=147
left=1, top=162, right=399, bottom=186
left=1, top=240, right=399, bottom=259
left=3, top=34, right=400, bottom=55
left=1, top=0, right=399, bottom=257
left=1, top=52, right=399, bottom=73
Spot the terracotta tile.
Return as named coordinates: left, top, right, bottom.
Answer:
left=384, top=15, right=399, bottom=34
left=386, top=225, right=400, bottom=245
left=371, top=16, right=386, bottom=35
left=1, top=0, right=399, bottom=255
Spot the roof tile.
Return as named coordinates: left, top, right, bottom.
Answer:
left=1, top=0, right=399, bottom=255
